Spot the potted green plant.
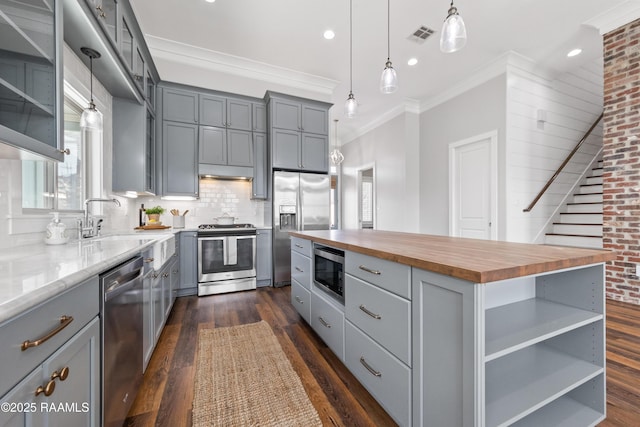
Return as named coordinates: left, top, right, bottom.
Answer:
left=145, top=206, right=165, bottom=224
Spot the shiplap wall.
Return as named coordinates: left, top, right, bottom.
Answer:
left=505, top=59, right=603, bottom=243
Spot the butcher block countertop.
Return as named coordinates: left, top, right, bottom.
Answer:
left=290, top=229, right=616, bottom=283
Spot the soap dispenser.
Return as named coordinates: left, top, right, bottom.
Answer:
left=45, top=212, right=69, bottom=245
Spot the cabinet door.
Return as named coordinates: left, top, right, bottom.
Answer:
left=272, top=128, right=300, bottom=169
left=179, top=232, right=198, bottom=293
left=252, top=133, right=267, bottom=199
left=145, top=108, right=156, bottom=194
left=227, top=99, right=252, bottom=130
left=252, top=102, right=267, bottom=132
left=88, top=0, right=118, bottom=44
left=199, top=126, right=226, bottom=165
left=143, top=272, right=153, bottom=370
left=0, top=368, right=45, bottom=427
left=121, top=15, right=134, bottom=71
left=199, top=94, right=225, bottom=127
left=162, top=121, right=199, bottom=197
left=256, top=229, right=272, bottom=284
left=227, top=129, right=253, bottom=167
left=162, top=265, right=172, bottom=320
left=152, top=271, right=163, bottom=342
left=170, top=258, right=180, bottom=303
left=301, top=104, right=328, bottom=135
left=162, top=88, right=198, bottom=124
left=43, top=319, right=100, bottom=427
left=133, top=43, right=145, bottom=91
left=271, top=99, right=300, bottom=131
left=146, top=70, right=156, bottom=110
left=301, top=133, right=328, bottom=172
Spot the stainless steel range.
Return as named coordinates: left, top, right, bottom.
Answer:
left=197, top=223, right=257, bottom=296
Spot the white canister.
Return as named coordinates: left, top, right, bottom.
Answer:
left=44, top=212, right=69, bottom=245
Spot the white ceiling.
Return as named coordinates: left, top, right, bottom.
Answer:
left=130, top=0, right=639, bottom=142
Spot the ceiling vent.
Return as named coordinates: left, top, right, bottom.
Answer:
left=408, top=26, right=435, bottom=44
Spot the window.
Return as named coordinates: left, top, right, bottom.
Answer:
left=359, top=168, right=374, bottom=229
left=22, top=93, right=86, bottom=212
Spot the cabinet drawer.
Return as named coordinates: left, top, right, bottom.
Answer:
left=346, top=251, right=411, bottom=299
left=291, top=251, right=311, bottom=290
left=291, top=280, right=311, bottom=324
left=311, top=290, right=345, bottom=361
left=345, top=321, right=411, bottom=426
left=0, top=277, right=99, bottom=396
left=345, top=275, right=411, bottom=366
left=291, top=237, right=312, bottom=257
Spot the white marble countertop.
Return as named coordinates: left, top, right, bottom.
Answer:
left=0, top=236, right=161, bottom=325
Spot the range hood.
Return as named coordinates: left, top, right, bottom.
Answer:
left=199, top=164, right=254, bottom=181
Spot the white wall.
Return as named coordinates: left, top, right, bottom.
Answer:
left=340, top=111, right=420, bottom=232
left=419, top=75, right=508, bottom=238
left=505, top=59, right=603, bottom=242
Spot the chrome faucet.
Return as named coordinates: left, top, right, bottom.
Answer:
left=78, top=198, right=121, bottom=239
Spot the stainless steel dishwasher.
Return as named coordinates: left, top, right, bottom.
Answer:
left=100, top=256, right=144, bottom=427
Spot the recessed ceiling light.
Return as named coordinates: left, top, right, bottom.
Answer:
left=567, top=48, right=582, bottom=57
left=205, top=0, right=215, bottom=3
left=324, top=30, right=335, bottom=40
left=408, top=57, right=418, bottom=66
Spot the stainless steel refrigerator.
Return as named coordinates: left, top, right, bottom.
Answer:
left=273, top=171, right=330, bottom=287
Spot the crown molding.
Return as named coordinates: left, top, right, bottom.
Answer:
left=145, top=35, right=339, bottom=95
left=584, top=0, right=640, bottom=35
left=343, top=99, right=421, bottom=143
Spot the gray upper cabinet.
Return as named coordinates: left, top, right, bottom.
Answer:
left=86, top=0, right=118, bottom=45
left=253, top=102, right=267, bottom=132
left=0, top=0, right=64, bottom=161
left=120, top=14, right=134, bottom=71
left=227, top=129, right=253, bottom=166
left=252, top=133, right=267, bottom=199
left=162, top=121, right=199, bottom=197
left=267, top=92, right=332, bottom=173
left=112, top=97, right=155, bottom=195
left=227, top=99, right=252, bottom=130
left=163, top=88, right=198, bottom=124
left=199, top=126, right=226, bottom=165
left=199, top=94, right=225, bottom=127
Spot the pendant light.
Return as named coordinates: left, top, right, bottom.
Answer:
left=344, top=0, right=357, bottom=118
left=79, top=47, right=103, bottom=132
left=439, top=0, right=467, bottom=53
left=379, top=0, right=397, bottom=94
left=330, top=119, right=345, bottom=166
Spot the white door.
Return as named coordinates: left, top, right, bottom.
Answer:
left=449, top=132, right=497, bottom=240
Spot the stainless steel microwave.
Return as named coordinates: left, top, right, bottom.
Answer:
left=313, top=245, right=345, bottom=303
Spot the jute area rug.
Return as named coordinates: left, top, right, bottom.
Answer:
left=192, top=321, right=322, bottom=426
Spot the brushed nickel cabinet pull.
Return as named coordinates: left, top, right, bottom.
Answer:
left=22, top=315, right=74, bottom=351
left=319, top=316, right=331, bottom=328
left=295, top=296, right=303, bottom=304
left=360, top=357, right=382, bottom=377
left=295, top=266, right=303, bottom=273
left=144, top=257, right=155, bottom=263
left=359, top=304, right=381, bottom=320
left=294, top=244, right=304, bottom=249
left=359, top=265, right=381, bottom=275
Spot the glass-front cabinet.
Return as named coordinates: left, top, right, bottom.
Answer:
left=87, top=0, right=118, bottom=45
left=120, top=15, right=134, bottom=71
left=0, top=0, right=64, bottom=160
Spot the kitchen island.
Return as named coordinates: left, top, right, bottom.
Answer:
left=289, top=229, right=616, bottom=427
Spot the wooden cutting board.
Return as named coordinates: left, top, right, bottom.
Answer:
left=134, top=224, right=171, bottom=230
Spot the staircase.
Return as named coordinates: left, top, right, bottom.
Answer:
left=544, top=160, right=603, bottom=248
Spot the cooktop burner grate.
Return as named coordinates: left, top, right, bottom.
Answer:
left=198, top=223, right=255, bottom=230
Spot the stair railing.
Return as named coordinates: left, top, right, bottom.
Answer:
left=523, top=112, right=604, bottom=212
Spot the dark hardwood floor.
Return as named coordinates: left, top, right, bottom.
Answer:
left=125, top=288, right=640, bottom=427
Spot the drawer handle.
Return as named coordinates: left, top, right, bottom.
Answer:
left=318, top=316, right=331, bottom=328
left=35, top=380, right=56, bottom=397
left=22, top=315, right=74, bottom=351
left=295, top=267, right=303, bottom=273
left=51, top=366, right=69, bottom=382
left=295, top=296, right=304, bottom=304
left=359, top=304, right=382, bottom=320
left=295, top=244, right=304, bottom=249
left=360, top=357, right=382, bottom=377
left=144, top=257, right=155, bottom=263
left=359, top=265, right=381, bottom=275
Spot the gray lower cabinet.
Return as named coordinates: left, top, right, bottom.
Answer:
left=143, top=269, right=154, bottom=370
left=291, top=251, right=311, bottom=290
left=256, top=229, right=272, bottom=286
left=179, top=231, right=198, bottom=296
left=162, top=121, right=199, bottom=197
left=311, top=290, right=345, bottom=360
left=0, top=276, right=100, bottom=427
left=0, top=319, right=100, bottom=427
left=291, top=280, right=311, bottom=324
left=252, top=133, right=268, bottom=199
left=151, top=268, right=163, bottom=343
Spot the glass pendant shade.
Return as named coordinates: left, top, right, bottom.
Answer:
left=345, top=92, right=357, bottom=118
left=440, top=4, right=467, bottom=53
left=80, top=102, right=103, bottom=131
left=380, top=60, right=398, bottom=94
left=330, top=148, right=345, bottom=166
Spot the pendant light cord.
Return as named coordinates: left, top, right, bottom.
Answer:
left=349, top=0, right=353, bottom=93
left=89, top=56, right=94, bottom=104
left=387, top=0, right=390, bottom=61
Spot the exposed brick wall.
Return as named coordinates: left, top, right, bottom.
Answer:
left=603, top=19, right=640, bottom=304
